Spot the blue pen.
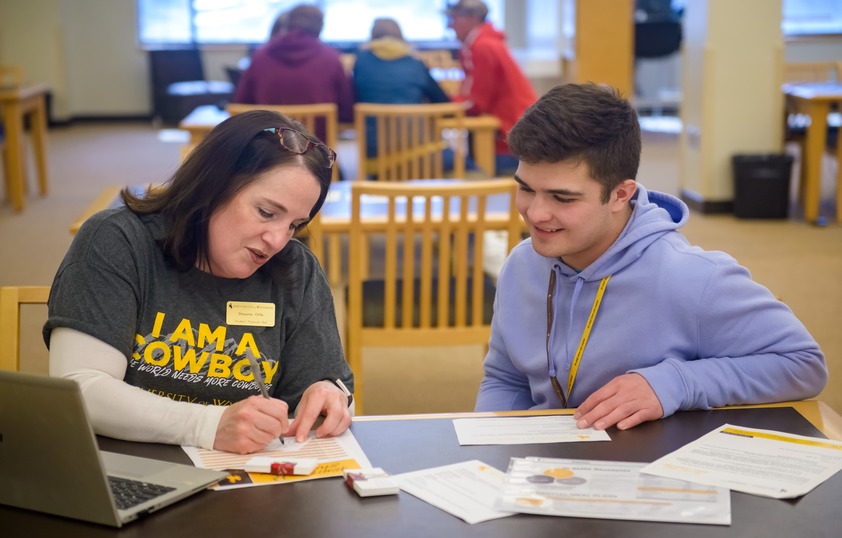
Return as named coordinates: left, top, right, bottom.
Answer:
left=245, top=349, right=284, bottom=445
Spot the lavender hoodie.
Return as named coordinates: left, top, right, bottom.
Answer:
left=476, top=185, right=827, bottom=416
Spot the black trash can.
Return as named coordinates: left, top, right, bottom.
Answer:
left=731, top=154, right=794, bottom=219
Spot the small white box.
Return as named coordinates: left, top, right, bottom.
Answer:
left=343, top=467, right=399, bottom=497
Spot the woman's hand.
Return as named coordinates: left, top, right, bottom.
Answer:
left=285, top=381, right=352, bottom=442
left=213, top=396, right=289, bottom=454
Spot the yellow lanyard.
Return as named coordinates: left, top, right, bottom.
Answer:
left=566, top=275, right=611, bottom=397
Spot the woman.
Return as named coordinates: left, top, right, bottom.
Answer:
left=44, top=111, right=353, bottom=454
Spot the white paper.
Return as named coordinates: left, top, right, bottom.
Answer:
left=183, top=430, right=370, bottom=470
left=181, top=430, right=372, bottom=489
left=497, top=457, right=730, bottom=525
left=452, top=416, right=611, bottom=445
left=392, top=460, right=515, bottom=524
left=641, top=424, right=842, bottom=499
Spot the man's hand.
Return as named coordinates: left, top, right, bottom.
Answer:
left=213, top=396, right=289, bottom=454
left=573, top=373, right=663, bottom=431
left=285, top=380, right=352, bottom=443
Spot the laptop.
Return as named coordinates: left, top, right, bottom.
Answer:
left=0, top=370, right=227, bottom=527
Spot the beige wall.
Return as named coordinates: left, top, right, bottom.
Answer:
left=679, top=0, right=785, bottom=202
left=0, top=0, right=247, bottom=120
left=0, top=0, right=146, bottom=120
left=0, top=0, right=68, bottom=117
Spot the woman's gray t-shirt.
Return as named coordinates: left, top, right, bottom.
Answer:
left=44, top=207, right=352, bottom=411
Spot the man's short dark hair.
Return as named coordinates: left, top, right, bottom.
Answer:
left=287, top=4, right=324, bottom=37
left=508, top=83, right=641, bottom=203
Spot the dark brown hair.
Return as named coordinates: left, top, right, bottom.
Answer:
left=122, top=110, right=332, bottom=272
left=507, top=83, right=641, bottom=203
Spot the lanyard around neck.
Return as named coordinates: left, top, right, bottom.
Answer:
left=567, top=275, right=611, bottom=397
left=547, top=271, right=611, bottom=407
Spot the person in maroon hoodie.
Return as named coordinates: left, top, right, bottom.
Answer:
left=233, top=4, right=353, bottom=140
left=445, top=0, right=537, bottom=173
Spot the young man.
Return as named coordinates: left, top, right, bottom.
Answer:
left=475, top=83, right=827, bottom=431
left=444, top=0, right=536, bottom=171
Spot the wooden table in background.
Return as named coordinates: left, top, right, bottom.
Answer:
left=69, top=185, right=124, bottom=235
left=0, top=83, right=49, bottom=211
left=783, top=82, right=842, bottom=224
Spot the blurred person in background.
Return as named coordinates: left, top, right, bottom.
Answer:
left=353, top=18, right=455, bottom=165
left=445, top=0, right=536, bottom=173
left=234, top=3, right=354, bottom=139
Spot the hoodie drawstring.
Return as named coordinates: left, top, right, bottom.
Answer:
left=547, top=270, right=611, bottom=407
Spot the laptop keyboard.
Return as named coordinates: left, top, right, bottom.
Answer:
left=108, top=476, right=176, bottom=510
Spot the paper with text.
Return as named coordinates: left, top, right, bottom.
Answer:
left=497, top=457, right=730, bottom=525
left=641, top=424, right=842, bottom=499
left=392, top=460, right=515, bottom=524
left=182, top=430, right=371, bottom=490
left=453, top=416, right=611, bottom=445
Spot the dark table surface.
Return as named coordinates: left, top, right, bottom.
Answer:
left=3, top=407, right=840, bottom=537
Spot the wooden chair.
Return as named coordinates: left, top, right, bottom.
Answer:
left=0, top=286, right=51, bottom=371
left=302, top=211, right=325, bottom=271
left=783, top=61, right=840, bottom=84
left=354, top=102, right=466, bottom=181
left=346, top=180, right=522, bottom=413
left=225, top=102, right=340, bottom=182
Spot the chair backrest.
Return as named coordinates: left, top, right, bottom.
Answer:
left=226, top=102, right=340, bottom=182
left=354, top=102, right=466, bottom=181
left=224, top=66, right=243, bottom=88
left=0, top=286, right=51, bottom=372
left=416, top=51, right=463, bottom=98
left=346, top=180, right=523, bottom=412
left=149, top=49, right=206, bottom=91
left=416, top=49, right=460, bottom=70
left=301, top=212, right=324, bottom=269
left=783, top=61, right=840, bottom=83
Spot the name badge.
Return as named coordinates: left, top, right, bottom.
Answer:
left=226, top=301, right=275, bottom=327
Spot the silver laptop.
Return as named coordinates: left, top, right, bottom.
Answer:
left=0, top=370, right=227, bottom=527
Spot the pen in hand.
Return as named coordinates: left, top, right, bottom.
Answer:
left=245, top=349, right=284, bottom=445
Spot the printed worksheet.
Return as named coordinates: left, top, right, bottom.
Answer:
left=182, top=430, right=371, bottom=490
left=453, top=416, right=611, bottom=445
left=497, top=457, right=730, bottom=525
left=641, top=424, right=842, bottom=499
left=392, top=460, right=515, bottom=524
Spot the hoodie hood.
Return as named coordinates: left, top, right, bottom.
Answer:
left=264, top=30, right=326, bottom=66
left=363, top=37, right=413, bottom=60
left=562, top=184, right=689, bottom=281
left=467, top=22, right=507, bottom=47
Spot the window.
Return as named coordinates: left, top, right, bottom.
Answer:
left=782, top=0, right=842, bottom=36
left=136, top=0, right=505, bottom=48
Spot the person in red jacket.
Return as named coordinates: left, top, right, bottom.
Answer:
left=445, top=0, right=537, bottom=173
left=234, top=4, right=353, bottom=141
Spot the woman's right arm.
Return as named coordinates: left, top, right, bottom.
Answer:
left=49, top=327, right=226, bottom=448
